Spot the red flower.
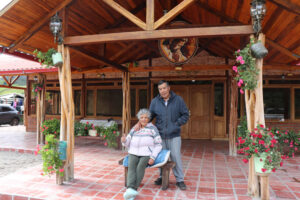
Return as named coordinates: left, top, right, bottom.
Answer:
left=258, top=134, right=263, bottom=138
left=34, top=150, right=38, bottom=155
left=280, top=162, right=283, bottom=167
left=271, top=139, right=277, bottom=144
left=260, top=124, right=264, bottom=128
left=259, top=140, right=264, bottom=145
left=59, top=168, right=64, bottom=172
left=254, top=149, right=258, bottom=153
left=295, top=147, right=298, bottom=151
left=242, top=159, right=248, bottom=163
left=261, top=168, right=267, bottom=172
left=113, top=131, right=116, bottom=134
left=244, top=147, right=250, bottom=151
left=260, top=159, right=263, bottom=162
left=86, top=122, right=89, bottom=124
left=272, top=168, right=276, bottom=172
left=48, top=166, right=53, bottom=170
left=252, top=142, right=256, bottom=145
left=265, top=148, right=270, bottom=153
left=104, top=142, right=108, bottom=146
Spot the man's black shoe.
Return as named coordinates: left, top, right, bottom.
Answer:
left=154, top=177, right=162, bottom=185
left=176, top=181, right=187, bottom=190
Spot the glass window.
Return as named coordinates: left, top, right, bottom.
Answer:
left=74, top=90, right=81, bottom=116
left=96, top=89, right=122, bottom=116
left=264, top=88, right=290, bottom=120
left=214, top=83, right=224, bottom=116
left=30, top=83, right=36, bottom=115
left=45, top=90, right=61, bottom=115
left=139, top=89, right=148, bottom=110
left=1, top=106, right=13, bottom=112
left=131, top=89, right=136, bottom=117
left=86, top=90, right=94, bottom=116
left=294, top=89, right=300, bottom=119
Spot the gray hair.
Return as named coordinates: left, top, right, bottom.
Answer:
left=136, top=108, right=151, bottom=120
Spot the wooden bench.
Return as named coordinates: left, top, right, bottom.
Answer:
left=118, top=158, right=175, bottom=190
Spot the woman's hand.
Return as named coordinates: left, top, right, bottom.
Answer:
left=133, top=121, right=141, bottom=131
left=121, top=134, right=126, bottom=143
left=148, top=158, right=154, bottom=165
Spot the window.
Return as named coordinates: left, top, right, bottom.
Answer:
left=264, top=88, right=290, bottom=120
left=294, top=89, right=300, bottom=119
left=86, top=90, right=94, bottom=116
left=45, top=90, right=61, bottom=115
left=139, top=89, right=148, bottom=110
left=74, top=90, right=81, bottom=116
left=214, top=83, right=224, bottom=116
left=1, top=106, right=13, bottom=112
left=30, top=82, right=36, bottom=115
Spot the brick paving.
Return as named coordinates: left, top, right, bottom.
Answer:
left=0, top=126, right=299, bottom=199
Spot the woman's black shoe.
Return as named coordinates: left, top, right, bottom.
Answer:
left=154, top=177, right=162, bottom=185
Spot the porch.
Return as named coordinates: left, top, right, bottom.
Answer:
left=0, top=126, right=299, bottom=200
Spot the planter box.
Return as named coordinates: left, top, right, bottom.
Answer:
left=88, top=130, right=97, bottom=137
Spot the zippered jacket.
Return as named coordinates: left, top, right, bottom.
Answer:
left=149, top=91, right=189, bottom=139
left=122, top=123, right=162, bottom=160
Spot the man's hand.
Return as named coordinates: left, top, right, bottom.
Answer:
left=121, top=134, right=126, bottom=143
left=134, top=121, right=141, bottom=131
left=148, top=158, right=154, bottom=165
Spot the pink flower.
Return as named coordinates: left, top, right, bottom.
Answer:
left=259, top=140, right=265, bottom=145
left=41, top=173, right=44, bottom=176
left=280, top=162, right=283, bottom=167
left=261, top=168, right=267, bottom=172
left=48, top=166, right=53, bottom=170
left=254, top=149, right=258, bottom=153
left=236, top=56, right=243, bottom=62
left=239, top=79, right=244, bottom=84
left=240, top=89, right=244, bottom=94
left=86, top=122, right=89, bottom=124
left=104, top=142, right=107, bottom=146
left=295, top=147, right=298, bottom=151
left=59, top=168, right=64, bottom=172
left=232, top=66, right=238, bottom=72
left=237, top=49, right=240, bottom=53
left=237, top=82, right=242, bottom=87
left=240, top=59, right=245, bottom=64
left=260, top=124, right=264, bottom=128
left=113, top=131, right=116, bottom=134
left=242, top=159, right=248, bottom=163
left=34, top=150, right=38, bottom=155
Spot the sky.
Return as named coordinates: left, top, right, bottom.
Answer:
left=0, top=0, right=12, bottom=11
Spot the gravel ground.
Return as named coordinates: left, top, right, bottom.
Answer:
left=0, top=151, right=42, bottom=178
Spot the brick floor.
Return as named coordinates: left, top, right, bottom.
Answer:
left=0, top=126, right=300, bottom=199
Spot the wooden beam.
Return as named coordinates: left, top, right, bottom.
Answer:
left=11, top=75, right=20, bottom=85
left=0, top=85, right=26, bottom=90
left=154, top=0, right=195, bottom=30
left=197, top=1, right=300, bottom=61
left=8, top=0, right=73, bottom=53
left=266, top=38, right=300, bottom=60
left=70, top=47, right=128, bottom=72
left=0, top=0, right=19, bottom=17
left=103, top=0, right=146, bottom=30
left=269, top=0, right=300, bottom=15
left=1, top=76, right=10, bottom=86
left=146, top=0, right=155, bottom=30
left=65, top=25, right=254, bottom=45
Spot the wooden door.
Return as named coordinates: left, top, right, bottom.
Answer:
left=189, top=86, right=211, bottom=139
left=171, top=86, right=189, bottom=139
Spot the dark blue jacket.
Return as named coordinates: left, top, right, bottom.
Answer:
left=149, top=91, right=189, bottom=139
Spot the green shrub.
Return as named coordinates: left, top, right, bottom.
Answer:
left=97, top=123, right=120, bottom=148
left=41, top=118, right=60, bottom=137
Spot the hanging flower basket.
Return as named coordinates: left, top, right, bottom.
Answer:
left=254, top=153, right=272, bottom=174
left=33, top=48, right=63, bottom=68
left=32, top=82, right=43, bottom=96
left=250, top=42, right=268, bottom=59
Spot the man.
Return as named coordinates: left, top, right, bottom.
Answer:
left=149, top=80, right=189, bottom=190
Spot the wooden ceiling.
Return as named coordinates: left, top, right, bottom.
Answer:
left=0, top=0, right=299, bottom=72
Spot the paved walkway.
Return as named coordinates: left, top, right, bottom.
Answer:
left=0, top=126, right=299, bottom=200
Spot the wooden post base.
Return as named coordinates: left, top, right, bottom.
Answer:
left=257, top=172, right=270, bottom=200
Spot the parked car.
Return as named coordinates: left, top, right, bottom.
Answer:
left=0, top=104, right=20, bottom=126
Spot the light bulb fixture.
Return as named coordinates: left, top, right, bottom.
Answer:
left=101, top=73, right=105, bottom=79
left=34, top=76, right=38, bottom=81
left=281, top=74, right=285, bottom=80
left=49, top=13, right=62, bottom=44
left=250, top=0, right=266, bottom=33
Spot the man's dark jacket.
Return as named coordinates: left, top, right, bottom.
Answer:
left=149, top=91, right=189, bottom=139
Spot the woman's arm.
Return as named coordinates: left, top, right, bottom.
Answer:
left=149, top=128, right=162, bottom=160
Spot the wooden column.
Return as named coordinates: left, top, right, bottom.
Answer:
left=228, top=75, right=238, bottom=156
left=56, top=45, right=75, bottom=184
left=122, top=72, right=131, bottom=135
left=246, top=33, right=266, bottom=199
left=36, top=74, right=46, bottom=144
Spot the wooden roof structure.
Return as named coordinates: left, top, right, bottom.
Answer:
left=0, top=0, right=299, bottom=73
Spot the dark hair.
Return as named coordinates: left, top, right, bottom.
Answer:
left=158, top=80, right=169, bottom=87
left=169, top=39, right=186, bottom=53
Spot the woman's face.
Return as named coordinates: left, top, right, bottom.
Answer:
left=139, top=114, right=149, bottom=127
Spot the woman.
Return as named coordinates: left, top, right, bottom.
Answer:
left=121, top=108, right=162, bottom=200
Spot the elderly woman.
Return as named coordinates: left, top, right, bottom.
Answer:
left=121, top=108, right=162, bottom=200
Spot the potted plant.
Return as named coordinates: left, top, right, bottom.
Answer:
left=33, top=48, right=63, bottom=68
left=32, top=82, right=43, bottom=97
left=232, top=39, right=259, bottom=94
left=237, top=124, right=283, bottom=173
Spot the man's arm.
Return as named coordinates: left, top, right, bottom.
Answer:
left=176, top=96, right=189, bottom=126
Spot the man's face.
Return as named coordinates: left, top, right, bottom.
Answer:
left=158, top=83, right=170, bottom=99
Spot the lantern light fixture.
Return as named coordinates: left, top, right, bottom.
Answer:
left=49, top=13, right=62, bottom=43
left=250, top=0, right=266, bottom=33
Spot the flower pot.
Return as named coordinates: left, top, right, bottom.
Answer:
left=254, top=153, right=271, bottom=174
left=250, top=42, right=268, bottom=58
left=89, top=129, right=97, bottom=137
left=58, top=140, right=67, bottom=160
left=52, top=52, right=63, bottom=67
